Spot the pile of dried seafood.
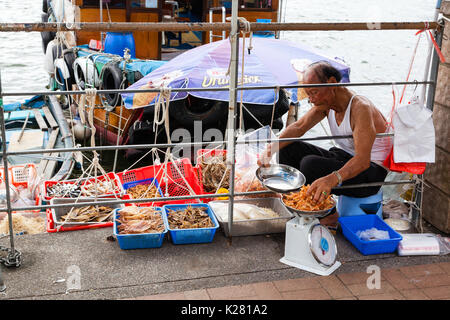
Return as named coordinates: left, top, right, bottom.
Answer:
left=166, top=206, right=214, bottom=229
left=126, top=184, right=161, bottom=199
left=81, top=179, right=120, bottom=197
left=60, top=205, right=114, bottom=223
left=47, top=183, right=81, bottom=198
left=116, top=206, right=165, bottom=234
left=198, top=153, right=230, bottom=193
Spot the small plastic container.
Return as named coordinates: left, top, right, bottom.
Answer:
left=338, top=215, right=403, bottom=255
left=123, top=177, right=164, bottom=207
left=113, top=207, right=168, bottom=250
left=162, top=203, right=219, bottom=245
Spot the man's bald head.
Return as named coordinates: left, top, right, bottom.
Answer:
left=303, top=61, right=342, bottom=84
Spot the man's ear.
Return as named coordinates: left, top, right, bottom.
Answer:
left=327, top=76, right=338, bottom=83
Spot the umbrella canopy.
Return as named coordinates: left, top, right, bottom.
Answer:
left=121, top=37, right=350, bottom=110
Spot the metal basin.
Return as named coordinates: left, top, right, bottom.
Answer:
left=282, top=195, right=337, bottom=218
left=255, top=164, right=306, bottom=193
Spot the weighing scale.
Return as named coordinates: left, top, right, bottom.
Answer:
left=256, top=164, right=341, bottom=276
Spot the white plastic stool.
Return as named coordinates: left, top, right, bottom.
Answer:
left=337, top=190, right=383, bottom=219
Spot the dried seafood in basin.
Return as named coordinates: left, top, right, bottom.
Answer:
left=60, top=205, right=114, bottom=223
left=126, top=184, right=161, bottom=199
left=116, top=206, right=165, bottom=234
left=166, top=206, right=214, bottom=229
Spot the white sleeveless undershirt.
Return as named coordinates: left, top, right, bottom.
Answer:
left=327, top=95, right=392, bottom=165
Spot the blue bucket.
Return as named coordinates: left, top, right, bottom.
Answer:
left=104, top=32, right=136, bottom=58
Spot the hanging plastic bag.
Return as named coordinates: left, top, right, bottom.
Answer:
left=392, top=98, right=435, bottom=163
left=234, top=126, right=279, bottom=199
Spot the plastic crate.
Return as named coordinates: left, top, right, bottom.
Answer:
left=195, top=149, right=229, bottom=203
left=0, top=164, right=41, bottom=213
left=162, top=203, right=219, bottom=245
left=9, top=164, right=37, bottom=188
left=113, top=207, right=168, bottom=249
left=117, top=158, right=203, bottom=205
left=123, top=177, right=164, bottom=207
left=338, top=215, right=403, bottom=256
left=43, top=172, right=124, bottom=201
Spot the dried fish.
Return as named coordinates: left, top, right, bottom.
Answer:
left=60, top=205, right=114, bottom=223
left=199, top=154, right=230, bottom=193
left=126, top=184, right=161, bottom=199
left=166, top=206, right=214, bottom=230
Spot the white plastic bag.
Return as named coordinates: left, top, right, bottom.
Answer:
left=393, top=99, right=435, bottom=163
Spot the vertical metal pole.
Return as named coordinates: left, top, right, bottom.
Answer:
left=0, top=71, right=17, bottom=259
left=100, top=0, right=104, bottom=48
left=225, top=0, right=240, bottom=241
left=420, top=0, right=442, bottom=105
left=0, top=71, right=5, bottom=292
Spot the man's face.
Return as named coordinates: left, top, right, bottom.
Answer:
left=303, top=71, right=334, bottom=107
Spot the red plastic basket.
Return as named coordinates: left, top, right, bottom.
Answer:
left=0, top=164, right=41, bottom=213
left=43, top=172, right=124, bottom=201
left=116, top=158, right=203, bottom=205
left=196, top=149, right=228, bottom=203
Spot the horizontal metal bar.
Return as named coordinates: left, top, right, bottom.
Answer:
left=0, top=21, right=438, bottom=33
left=4, top=133, right=394, bottom=156
left=8, top=179, right=415, bottom=212
left=0, top=81, right=435, bottom=97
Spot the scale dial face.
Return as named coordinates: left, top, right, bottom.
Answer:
left=308, top=224, right=338, bottom=267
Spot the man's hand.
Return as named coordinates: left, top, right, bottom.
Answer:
left=257, top=146, right=272, bottom=167
left=306, top=174, right=337, bottom=204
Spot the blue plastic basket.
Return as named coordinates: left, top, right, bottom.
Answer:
left=338, top=215, right=403, bottom=255
left=113, top=207, right=168, bottom=250
left=162, top=204, right=219, bottom=245
left=123, top=177, right=164, bottom=206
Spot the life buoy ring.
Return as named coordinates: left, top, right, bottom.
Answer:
left=40, top=12, right=55, bottom=53
left=100, top=63, right=125, bottom=108
left=53, top=49, right=76, bottom=90
left=73, top=56, right=100, bottom=89
left=44, top=39, right=57, bottom=74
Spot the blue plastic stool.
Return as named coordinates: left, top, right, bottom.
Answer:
left=337, top=190, right=383, bottom=219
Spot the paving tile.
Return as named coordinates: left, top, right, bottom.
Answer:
left=437, top=262, right=450, bottom=275
left=138, top=292, right=186, bottom=300
left=399, top=264, right=446, bottom=279
left=280, top=288, right=332, bottom=300
left=183, top=289, right=211, bottom=300
left=410, top=274, right=450, bottom=289
left=336, top=296, right=357, bottom=300
left=382, top=268, right=417, bottom=291
left=251, top=282, right=283, bottom=300
left=317, top=275, right=354, bottom=299
left=207, top=284, right=256, bottom=300
left=346, top=280, right=397, bottom=297
left=357, top=291, right=405, bottom=300
left=273, top=277, right=321, bottom=292
left=337, top=271, right=385, bottom=285
left=400, top=289, right=431, bottom=300
left=422, top=286, right=450, bottom=300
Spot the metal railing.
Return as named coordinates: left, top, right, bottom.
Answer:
left=0, top=11, right=443, bottom=277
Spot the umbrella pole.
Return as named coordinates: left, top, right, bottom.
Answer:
left=225, top=0, right=240, bottom=244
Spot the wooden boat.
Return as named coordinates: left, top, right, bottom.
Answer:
left=41, top=0, right=286, bottom=160
left=1, top=94, right=75, bottom=181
